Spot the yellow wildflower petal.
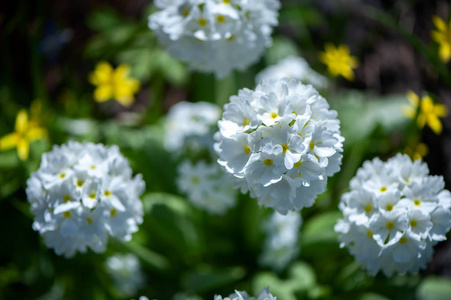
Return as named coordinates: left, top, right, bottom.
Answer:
left=421, top=96, right=434, bottom=113
left=114, top=65, right=131, bottom=81
left=433, top=16, right=447, bottom=32
left=439, top=43, right=451, bottom=63
left=90, top=62, right=113, bottom=85
left=406, top=90, right=419, bottom=106
left=15, top=110, right=29, bottom=134
left=0, top=133, right=19, bottom=150
left=417, top=114, right=426, bottom=129
left=427, top=115, right=443, bottom=135
left=116, top=96, right=134, bottom=107
left=17, top=138, right=29, bottom=160
left=94, top=85, right=113, bottom=102
left=27, top=127, right=47, bottom=141
left=434, top=104, right=448, bottom=117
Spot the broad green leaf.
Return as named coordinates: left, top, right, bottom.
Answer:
left=417, top=277, right=451, bottom=300
left=182, top=266, right=246, bottom=293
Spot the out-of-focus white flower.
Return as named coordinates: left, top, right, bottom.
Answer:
left=164, top=101, right=221, bottom=153
left=256, top=56, right=328, bottom=90
left=165, top=101, right=238, bottom=214
left=26, top=141, right=144, bottom=258
left=335, top=154, right=451, bottom=276
left=215, top=78, right=344, bottom=214
left=214, top=287, right=276, bottom=300
left=106, top=253, right=144, bottom=296
left=177, top=160, right=236, bottom=214
left=259, top=211, right=302, bottom=271
left=149, top=0, right=280, bottom=78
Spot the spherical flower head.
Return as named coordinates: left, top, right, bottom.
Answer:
left=256, top=56, right=328, bottom=90
left=335, top=154, right=451, bottom=276
left=259, top=211, right=302, bottom=271
left=164, top=101, right=221, bottom=153
left=26, top=141, right=145, bottom=258
left=105, top=253, right=145, bottom=296
left=215, top=78, right=344, bottom=214
left=214, top=287, right=276, bottom=300
left=177, top=159, right=237, bottom=215
left=149, top=0, right=281, bottom=78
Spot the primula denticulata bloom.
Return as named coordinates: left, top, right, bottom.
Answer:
left=215, top=287, right=276, bottom=300
left=26, top=141, right=145, bottom=258
left=335, top=154, right=451, bottom=276
left=259, top=211, right=302, bottom=271
left=165, top=101, right=237, bottom=214
left=149, top=0, right=280, bottom=78
left=105, top=253, right=144, bottom=296
left=256, top=56, right=328, bottom=90
left=215, top=78, right=344, bottom=214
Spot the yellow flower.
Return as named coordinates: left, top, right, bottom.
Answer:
left=89, top=62, right=140, bottom=107
left=319, top=43, right=359, bottom=81
left=404, top=142, right=428, bottom=161
left=403, top=90, right=448, bottom=135
left=0, top=109, right=47, bottom=160
left=431, top=16, right=451, bottom=63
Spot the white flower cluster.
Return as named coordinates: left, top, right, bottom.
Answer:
left=164, top=101, right=221, bottom=153
left=260, top=211, right=302, bottom=271
left=215, top=78, right=344, bottom=214
left=256, top=56, right=328, bottom=90
left=177, top=160, right=236, bottom=214
left=335, top=154, right=451, bottom=276
left=165, top=101, right=237, bottom=214
left=149, top=0, right=280, bottom=78
left=105, top=253, right=144, bottom=296
left=26, top=141, right=145, bottom=258
left=215, top=287, right=276, bottom=300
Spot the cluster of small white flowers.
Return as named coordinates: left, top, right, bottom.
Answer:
left=165, top=101, right=237, bottom=214
left=335, top=154, right=451, bottom=276
left=259, top=211, right=302, bottom=271
left=149, top=0, right=280, bottom=78
left=177, top=160, right=236, bottom=214
left=256, top=56, right=328, bottom=90
left=164, top=101, right=221, bottom=153
left=26, top=141, right=145, bottom=258
left=105, top=253, right=144, bottom=296
left=214, top=287, right=276, bottom=300
left=215, top=78, right=344, bottom=214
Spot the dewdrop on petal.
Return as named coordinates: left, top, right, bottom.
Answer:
left=26, top=141, right=145, bottom=258
left=149, top=0, right=280, bottom=78
left=335, top=154, right=451, bottom=276
left=215, top=78, right=344, bottom=214
left=214, top=287, right=276, bottom=300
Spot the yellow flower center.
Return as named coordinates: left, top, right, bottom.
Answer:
left=59, top=173, right=66, bottom=179
left=309, top=140, right=315, bottom=150
left=294, top=160, right=302, bottom=168
left=63, top=211, right=71, bottom=218
left=76, top=180, right=84, bottom=187
left=414, top=199, right=421, bottom=206
left=222, top=0, right=230, bottom=4
left=380, top=186, right=387, bottom=192
left=281, top=144, right=289, bottom=153
left=226, top=35, right=235, bottom=41
left=367, top=231, right=373, bottom=238
left=399, top=237, right=408, bottom=244
left=110, top=209, right=117, bottom=217
left=63, top=195, right=71, bottom=202
left=198, top=18, right=207, bottom=26
left=386, top=221, right=395, bottom=230
left=364, top=204, right=372, bottom=213
left=216, top=15, right=225, bottom=23
left=244, top=145, right=251, bottom=154
left=264, top=159, right=273, bottom=166
left=243, top=118, right=249, bottom=126
left=410, top=220, right=418, bottom=228
left=385, top=204, right=393, bottom=211
left=86, top=217, right=92, bottom=225
left=192, top=176, right=200, bottom=184
left=104, top=190, right=111, bottom=197
left=183, top=8, right=190, bottom=17
left=270, top=112, right=278, bottom=119
left=90, top=193, right=96, bottom=199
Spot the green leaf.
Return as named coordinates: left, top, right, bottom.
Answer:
left=417, top=277, right=451, bottom=300
left=182, top=266, right=246, bottom=293
left=302, top=211, right=342, bottom=245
